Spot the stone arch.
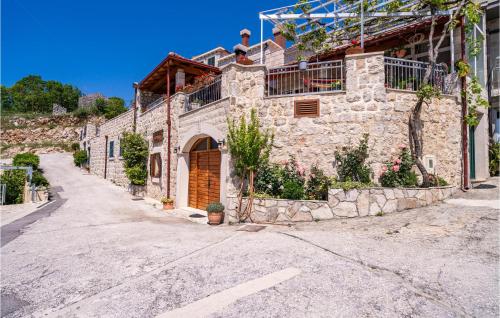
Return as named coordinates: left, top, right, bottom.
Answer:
left=179, top=124, right=225, bottom=153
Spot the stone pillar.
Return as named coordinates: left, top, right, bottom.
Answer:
left=345, top=51, right=386, bottom=107
left=175, top=69, right=185, bottom=90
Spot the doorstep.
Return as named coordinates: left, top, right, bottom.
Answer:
left=170, top=207, right=208, bottom=225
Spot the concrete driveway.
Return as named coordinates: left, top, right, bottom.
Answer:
left=1, top=153, right=498, bottom=318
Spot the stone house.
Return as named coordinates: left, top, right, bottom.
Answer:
left=80, top=7, right=496, bottom=216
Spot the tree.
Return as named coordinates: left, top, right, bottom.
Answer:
left=3, top=75, right=81, bottom=113
left=104, top=97, right=128, bottom=119
left=227, top=109, right=274, bottom=222
left=283, top=0, right=489, bottom=187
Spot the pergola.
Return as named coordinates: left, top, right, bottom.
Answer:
left=258, top=0, right=483, bottom=71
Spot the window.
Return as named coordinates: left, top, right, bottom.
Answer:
left=83, top=126, right=87, bottom=138
left=150, top=153, right=162, bottom=178
left=153, top=130, right=163, bottom=146
left=207, top=56, right=216, bottom=66
left=109, top=141, right=114, bottom=158
left=119, top=139, right=123, bottom=157
left=294, top=99, right=319, bottom=117
left=96, top=126, right=100, bottom=136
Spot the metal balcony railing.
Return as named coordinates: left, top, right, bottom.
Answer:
left=384, top=57, right=449, bottom=93
left=185, top=75, right=222, bottom=112
left=266, top=60, right=344, bottom=97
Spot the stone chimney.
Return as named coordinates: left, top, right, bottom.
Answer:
left=233, top=44, right=253, bottom=65
left=240, top=29, right=251, bottom=47
left=273, top=27, right=286, bottom=49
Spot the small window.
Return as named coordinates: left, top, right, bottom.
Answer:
left=96, top=126, right=100, bottom=136
left=207, top=56, right=216, bottom=66
left=109, top=141, right=114, bottom=158
left=83, top=126, right=87, bottom=138
left=150, top=153, right=162, bottom=178
left=294, top=99, right=319, bottom=117
left=153, top=130, right=163, bottom=145
left=119, top=139, right=123, bottom=157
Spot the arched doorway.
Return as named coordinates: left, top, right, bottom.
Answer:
left=188, top=137, right=221, bottom=210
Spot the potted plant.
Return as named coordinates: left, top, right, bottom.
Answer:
left=206, top=202, right=224, bottom=225
left=161, top=197, right=174, bottom=210
left=297, top=56, right=308, bottom=70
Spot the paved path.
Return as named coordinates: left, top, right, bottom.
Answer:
left=1, top=153, right=498, bottom=318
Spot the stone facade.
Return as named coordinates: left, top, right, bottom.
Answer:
left=82, top=52, right=463, bottom=215
left=225, top=186, right=456, bottom=224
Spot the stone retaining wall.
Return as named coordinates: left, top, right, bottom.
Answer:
left=225, top=186, right=456, bottom=224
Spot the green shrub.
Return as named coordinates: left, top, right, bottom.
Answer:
left=255, top=162, right=283, bottom=197
left=121, top=132, right=148, bottom=186
left=489, top=142, right=500, bottom=176
left=281, top=179, right=305, bottom=200
left=379, top=146, right=418, bottom=187
left=32, top=170, right=49, bottom=187
left=13, top=152, right=40, bottom=169
left=73, top=106, right=99, bottom=119
left=73, top=150, right=88, bottom=166
left=428, top=174, right=448, bottom=187
left=305, top=164, right=331, bottom=200
left=334, top=134, right=372, bottom=183
left=206, top=202, right=224, bottom=213
left=330, top=179, right=373, bottom=191
left=125, top=166, right=147, bottom=186
left=70, top=142, right=80, bottom=152
left=1, top=169, right=26, bottom=204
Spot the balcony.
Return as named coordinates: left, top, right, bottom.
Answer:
left=384, top=57, right=451, bottom=94
left=266, top=60, right=344, bottom=97
left=184, top=75, right=222, bottom=112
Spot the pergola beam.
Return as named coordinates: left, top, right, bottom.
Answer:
left=259, top=11, right=452, bottom=20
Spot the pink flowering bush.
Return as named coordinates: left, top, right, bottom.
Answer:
left=379, top=146, right=418, bottom=187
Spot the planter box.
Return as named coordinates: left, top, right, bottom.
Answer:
left=225, top=186, right=456, bottom=224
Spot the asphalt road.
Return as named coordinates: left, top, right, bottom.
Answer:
left=1, top=153, right=498, bottom=318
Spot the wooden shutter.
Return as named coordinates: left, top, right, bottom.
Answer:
left=294, top=99, right=319, bottom=117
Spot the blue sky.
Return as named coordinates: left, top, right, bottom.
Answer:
left=2, top=0, right=290, bottom=104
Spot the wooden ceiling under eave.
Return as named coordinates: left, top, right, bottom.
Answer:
left=139, top=52, right=222, bottom=94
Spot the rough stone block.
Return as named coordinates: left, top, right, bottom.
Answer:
left=397, top=198, right=417, bottom=211
left=334, top=202, right=358, bottom=217
left=369, top=202, right=381, bottom=215
left=311, top=205, right=334, bottom=220
left=357, top=190, right=370, bottom=217
left=291, top=210, right=313, bottom=222
left=383, top=189, right=395, bottom=200
left=383, top=199, right=397, bottom=213
left=346, top=189, right=359, bottom=202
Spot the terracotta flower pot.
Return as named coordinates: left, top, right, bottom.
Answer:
left=163, top=202, right=174, bottom=210
left=207, top=212, right=223, bottom=225
left=395, top=49, right=407, bottom=58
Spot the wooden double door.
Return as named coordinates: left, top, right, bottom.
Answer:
left=188, top=137, right=221, bottom=210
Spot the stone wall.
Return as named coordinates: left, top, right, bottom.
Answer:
left=52, top=104, right=67, bottom=116
left=225, top=186, right=456, bottom=224
left=135, top=97, right=178, bottom=200
left=88, top=110, right=134, bottom=187
left=78, top=93, right=106, bottom=109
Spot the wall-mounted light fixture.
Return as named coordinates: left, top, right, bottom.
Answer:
left=217, top=139, right=226, bottom=148
left=173, top=145, right=180, bottom=154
